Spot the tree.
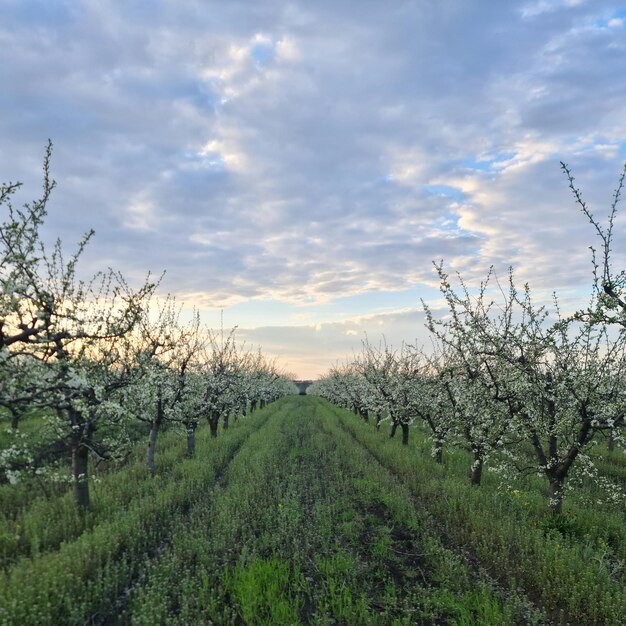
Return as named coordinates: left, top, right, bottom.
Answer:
left=563, top=162, right=626, bottom=452
left=412, top=344, right=456, bottom=464
left=426, top=262, right=626, bottom=510
left=423, top=269, right=516, bottom=485
left=0, top=141, right=60, bottom=354
left=562, top=161, right=626, bottom=326
left=355, top=340, right=421, bottom=446
left=244, top=351, right=294, bottom=413
left=0, top=142, right=155, bottom=508
left=199, top=328, right=242, bottom=438
left=125, top=298, right=205, bottom=473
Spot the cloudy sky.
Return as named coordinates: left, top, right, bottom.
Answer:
left=2, top=0, right=626, bottom=378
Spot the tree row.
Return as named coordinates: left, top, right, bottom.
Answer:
left=0, top=142, right=297, bottom=508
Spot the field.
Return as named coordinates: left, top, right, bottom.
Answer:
left=0, top=396, right=624, bottom=625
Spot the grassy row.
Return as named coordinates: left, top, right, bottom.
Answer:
left=120, top=396, right=539, bottom=624
left=0, top=410, right=151, bottom=519
left=1, top=421, right=211, bottom=567
left=0, top=409, right=273, bottom=626
left=317, top=403, right=545, bottom=625
left=330, top=400, right=625, bottom=625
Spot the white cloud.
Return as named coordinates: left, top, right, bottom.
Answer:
left=123, top=198, right=158, bottom=231
left=1, top=0, right=625, bottom=375
left=521, top=0, right=586, bottom=18
left=237, top=307, right=434, bottom=378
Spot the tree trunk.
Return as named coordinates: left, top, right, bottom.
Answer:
left=548, top=476, right=564, bottom=514
left=186, top=425, right=196, bottom=457
left=72, top=442, right=90, bottom=509
left=375, top=412, right=382, bottom=431
left=147, top=420, right=159, bottom=477
left=69, top=410, right=90, bottom=509
left=251, top=400, right=257, bottom=413
left=401, top=422, right=409, bottom=446
left=223, top=414, right=229, bottom=430
left=10, top=409, right=20, bottom=430
left=360, top=408, right=369, bottom=422
left=209, top=416, right=219, bottom=438
left=389, top=421, right=398, bottom=438
left=434, top=443, right=443, bottom=464
left=607, top=431, right=615, bottom=453
left=260, top=399, right=266, bottom=409
left=469, top=454, right=483, bottom=486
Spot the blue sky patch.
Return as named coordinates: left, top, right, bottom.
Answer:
left=422, top=184, right=463, bottom=201
left=250, top=42, right=275, bottom=68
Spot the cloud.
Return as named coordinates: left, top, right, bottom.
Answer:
left=236, top=307, right=433, bottom=379
left=1, top=0, right=625, bottom=374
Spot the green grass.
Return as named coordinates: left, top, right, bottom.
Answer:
left=121, top=398, right=532, bottom=625
left=0, top=396, right=623, bottom=625
left=0, top=408, right=274, bottom=625
left=331, top=400, right=625, bottom=626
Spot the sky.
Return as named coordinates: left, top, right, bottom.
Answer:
left=1, top=0, right=626, bottom=379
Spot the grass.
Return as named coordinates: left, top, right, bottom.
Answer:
left=121, top=397, right=526, bottom=625
left=0, top=396, right=623, bottom=624
left=332, top=400, right=625, bottom=626
left=0, top=407, right=273, bottom=625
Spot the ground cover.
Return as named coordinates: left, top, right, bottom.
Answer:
left=0, top=396, right=623, bottom=625
left=330, top=401, right=625, bottom=626
left=122, top=396, right=531, bottom=625
left=0, top=408, right=273, bottom=625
